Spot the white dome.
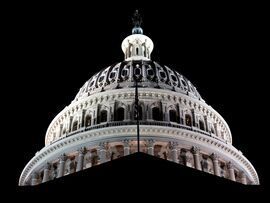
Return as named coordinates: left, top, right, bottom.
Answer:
left=19, top=13, right=259, bottom=187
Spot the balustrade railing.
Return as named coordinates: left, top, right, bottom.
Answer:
left=51, top=120, right=212, bottom=144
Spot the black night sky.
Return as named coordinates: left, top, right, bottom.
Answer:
left=9, top=1, right=268, bottom=194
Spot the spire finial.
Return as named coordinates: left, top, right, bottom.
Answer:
left=132, top=10, right=142, bottom=27
left=121, top=10, right=154, bottom=61
left=132, top=10, right=143, bottom=34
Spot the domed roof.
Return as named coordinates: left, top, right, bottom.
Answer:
left=74, top=60, right=203, bottom=102
left=74, top=15, right=203, bottom=103
left=19, top=11, right=260, bottom=187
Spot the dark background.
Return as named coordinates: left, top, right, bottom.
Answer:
left=7, top=1, right=267, bottom=194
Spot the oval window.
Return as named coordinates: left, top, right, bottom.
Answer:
left=109, top=72, right=116, bottom=78
left=89, top=81, right=95, bottom=87
left=98, top=76, right=104, bottom=82
left=160, top=71, right=166, bottom=78
left=181, top=79, right=187, bottom=86
left=122, top=69, right=128, bottom=76
left=147, top=69, right=154, bottom=76
left=171, top=75, right=177, bottom=81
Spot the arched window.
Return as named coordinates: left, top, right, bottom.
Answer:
left=199, top=120, right=205, bottom=131
left=134, top=105, right=143, bottom=120
left=122, top=69, right=128, bottom=77
left=201, top=158, right=209, bottom=172
left=147, top=69, right=154, bottom=76
left=98, top=76, right=104, bottom=82
left=169, top=109, right=177, bottom=122
left=72, top=121, right=78, bottom=131
left=160, top=71, right=166, bottom=78
left=115, top=107, right=125, bottom=121
left=100, top=110, right=108, bottom=123
left=109, top=72, right=116, bottom=79
left=154, top=144, right=162, bottom=158
left=152, top=107, right=162, bottom=121
left=85, top=115, right=91, bottom=127
left=134, top=67, right=141, bottom=75
left=211, top=127, right=215, bottom=134
left=136, top=47, right=139, bottom=55
left=129, top=47, right=132, bottom=57
left=185, top=114, right=192, bottom=126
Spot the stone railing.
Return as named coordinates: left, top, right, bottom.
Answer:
left=50, top=120, right=214, bottom=145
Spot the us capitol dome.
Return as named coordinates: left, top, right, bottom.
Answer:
left=19, top=11, right=259, bottom=186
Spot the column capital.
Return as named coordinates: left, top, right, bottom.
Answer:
left=169, top=141, right=178, bottom=149
left=146, top=139, right=155, bottom=147
left=227, top=162, right=234, bottom=169
left=99, top=142, right=108, bottom=150
left=44, top=162, right=51, bottom=170
left=122, top=139, right=130, bottom=147
left=59, top=153, right=67, bottom=162
left=191, top=146, right=200, bottom=154
left=210, top=153, right=219, bottom=161
left=78, top=147, right=87, bottom=155
left=180, top=149, right=187, bottom=156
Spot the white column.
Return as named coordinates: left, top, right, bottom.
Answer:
left=178, top=106, right=183, bottom=124
left=78, top=116, right=82, bottom=129
left=171, top=149, right=178, bottom=162
left=123, top=139, right=130, bottom=156
left=147, top=139, right=154, bottom=155
left=214, top=123, right=219, bottom=137
left=211, top=153, right=220, bottom=177
left=125, top=105, right=130, bottom=120
left=57, top=154, right=67, bottom=178
left=99, top=142, right=107, bottom=164
left=109, top=105, right=114, bottom=122
left=31, top=172, right=39, bottom=186
left=163, top=105, right=169, bottom=121
left=42, top=163, right=51, bottom=183
left=92, top=109, right=96, bottom=125
left=68, top=116, right=73, bottom=133
left=227, top=162, right=236, bottom=181
left=191, top=146, right=201, bottom=170
left=170, top=141, right=178, bottom=163
left=129, top=104, right=133, bottom=120
left=204, top=116, right=209, bottom=132
left=59, top=124, right=63, bottom=137
left=76, top=148, right=86, bottom=172
left=240, top=171, right=247, bottom=185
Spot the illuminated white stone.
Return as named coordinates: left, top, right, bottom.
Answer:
left=121, top=34, right=154, bottom=61
left=19, top=17, right=259, bottom=187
